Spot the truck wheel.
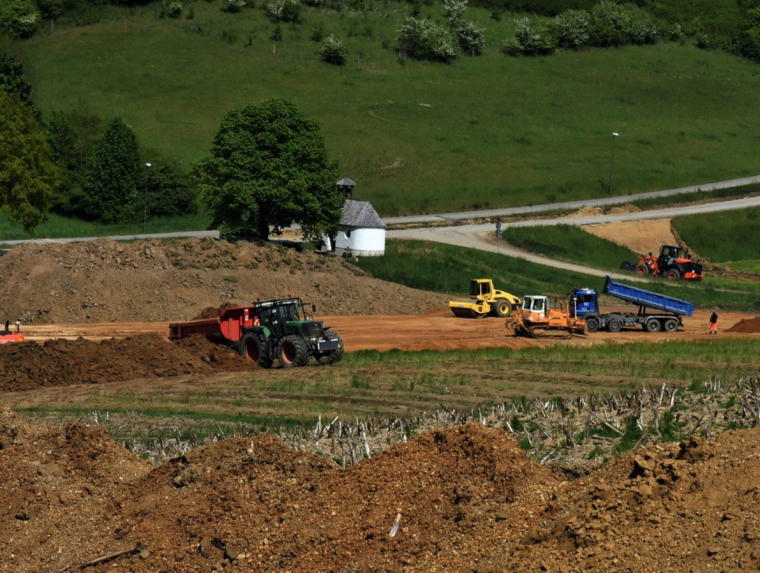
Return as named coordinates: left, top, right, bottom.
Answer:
left=665, top=269, right=681, bottom=280
left=586, top=317, right=600, bottom=333
left=494, top=300, right=511, bottom=318
left=277, top=335, right=309, bottom=368
left=635, top=264, right=649, bottom=275
left=317, top=334, right=344, bottom=366
left=607, top=318, right=622, bottom=333
left=663, top=319, right=679, bottom=333
left=645, top=319, right=661, bottom=333
left=240, top=333, right=273, bottom=368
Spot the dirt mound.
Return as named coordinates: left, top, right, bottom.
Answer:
left=727, top=316, right=760, bottom=333
left=567, top=206, right=602, bottom=218
left=0, top=334, right=253, bottom=392
left=0, top=238, right=447, bottom=324
left=5, top=417, right=760, bottom=572
left=0, top=411, right=149, bottom=572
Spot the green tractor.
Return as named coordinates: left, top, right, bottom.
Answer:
left=240, top=298, right=344, bottom=368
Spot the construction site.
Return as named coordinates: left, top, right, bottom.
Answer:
left=2, top=232, right=760, bottom=573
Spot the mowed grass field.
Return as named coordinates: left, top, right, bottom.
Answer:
left=14, top=1, right=760, bottom=215
left=10, top=338, right=760, bottom=431
left=355, top=240, right=760, bottom=311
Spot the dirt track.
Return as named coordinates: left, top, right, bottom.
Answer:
left=19, top=307, right=757, bottom=352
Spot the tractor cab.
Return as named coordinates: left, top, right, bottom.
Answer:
left=572, top=288, right=599, bottom=318
left=521, top=296, right=549, bottom=318
left=658, top=245, right=683, bottom=267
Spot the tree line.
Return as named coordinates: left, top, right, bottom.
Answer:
left=2, top=0, right=760, bottom=63
left=0, top=49, right=344, bottom=241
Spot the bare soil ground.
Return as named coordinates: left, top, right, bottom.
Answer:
left=582, top=218, right=680, bottom=255
left=18, top=306, right=757, bottom=352
left=3, top=414, right=760, bottom=573
left=0, top=238, right=447, bottom=324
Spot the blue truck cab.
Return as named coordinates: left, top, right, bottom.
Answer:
left=570, top=277, right=693, bottom=334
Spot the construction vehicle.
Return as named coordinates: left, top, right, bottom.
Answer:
left=620, top=245, right=703, bottom=281
left=450, top=279, right=521, bottom=318
left=169, top=298, right=343, bottom=368
left=0, top=321, right=23, bottom=344
left=573, top=276, right=693, bottom=333
left=506, top=296, right=587, bottom=338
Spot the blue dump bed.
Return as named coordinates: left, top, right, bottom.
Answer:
left=603, top=276, right=694, bottom=317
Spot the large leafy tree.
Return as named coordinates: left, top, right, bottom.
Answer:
left=82, top=117, right=141, bottom=223
left=195, top=99, right=343, bottom=242
left=0, top=91, right=59, bottom=234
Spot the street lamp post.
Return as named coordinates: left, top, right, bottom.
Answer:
left=143, top=162, right=151, bottom=233
left=608, top=132, right=619, bottom=196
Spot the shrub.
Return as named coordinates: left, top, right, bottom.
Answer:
left=625, top=7, right=658, bottom=45
left=513, top=17, right=557, bottom=55
left=144, top=158, right=198, bottom=218
left=397, top=17, right=457, bottom=62
left=320, top=34, right=348, bottom=64
left=311, top=21, right=325, bottom=41
left=163, top=1, right=183, bottom=19
left=222, top=0, right=247, bottom=12
left=0, top=0, right=40, bottom=38
left=266, top=0, right=301, bottom=23
left=0, top=50, right=32, bottom=104
left=456, top=20, right=486, bottom=54
left=588, top=0, right=630, bottom=47
left=552, top=9, right=589, bottom=49
left=740, top=7, right=760, bottom=61
left=444, top=0, right=468, bottom=25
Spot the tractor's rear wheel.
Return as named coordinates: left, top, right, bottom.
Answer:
left=239, top=334, right=273, bottom=368
left=277, top=335, right=310, bottom=368
left=494, top=300, right=512, bottom=318
left=635, top=264, right=650, bottom=275
left=666, top=268, right=681, bottom=280
left=317, top=334, right=344, bottom=366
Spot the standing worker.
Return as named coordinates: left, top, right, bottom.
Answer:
left=709, top=310, right=718, bottom=335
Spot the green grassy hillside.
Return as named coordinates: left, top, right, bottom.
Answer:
left=674, top=208, right=760, bottom=273
left=13, top=1, right=760, bottom=216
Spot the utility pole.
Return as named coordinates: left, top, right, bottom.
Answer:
left=143, top=163, right=152, bottom=233
left=495, top=220, right=502, bottom=254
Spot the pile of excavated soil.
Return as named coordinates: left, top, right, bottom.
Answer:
left=0, top=238, right=447, bottom=324
left=727, top=316, right=760, bottom=333
left=0, top=334, right=252, bottom=392
left=4, top=415, right=760, bottom=572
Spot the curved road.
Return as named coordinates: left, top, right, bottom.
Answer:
left=388, top=194, right=760, bottom=281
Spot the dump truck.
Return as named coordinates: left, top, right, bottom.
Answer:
left=169, top=298, right=343, bottom=368
left=506, top=296, right=586, bottom=338
left=572, top=276, right=693, bottom=333
left=449, top=279, right=521, bottom=318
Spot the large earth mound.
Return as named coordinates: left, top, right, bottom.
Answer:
left=0, top=334, right=253, bottom=392
left=0, top=238, right=446, bottom=323
left=727, top=316, right=760, bottom=333
left=3, top=416, right=760, bottom=572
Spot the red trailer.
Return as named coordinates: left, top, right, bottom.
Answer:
left=169, top=298, right=343, bottom=369
left=0, top=321, right=23, bottom=345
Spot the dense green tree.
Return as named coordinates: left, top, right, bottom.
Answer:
left=144, top=157, right=197, bottom=218
left=82, top=117, right=141, bottom=223
left=195, top=99, right=342, bottom=242
left=0, top=92, right=59, bottom=234
left=0, top=0, right=40, bottom=38
left=0, top=50, right=32, bottom=104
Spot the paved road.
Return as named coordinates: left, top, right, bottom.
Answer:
left=0, top=230, right=220, bottom=246
left=388, top=194, right=760, bottom=280
left=384, top=175, right=760, bottom=225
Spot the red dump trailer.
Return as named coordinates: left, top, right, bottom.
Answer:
left=0, top=321, right=23, bottom=344
left=169, top=298, right=343, bottom=368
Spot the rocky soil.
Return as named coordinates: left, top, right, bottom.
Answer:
left=2, top=414, right=760, bottom=573
left=0, top=238, right=447, bottom=324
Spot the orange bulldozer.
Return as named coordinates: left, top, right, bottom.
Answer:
left=506, top=296, right=586, bottom=339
